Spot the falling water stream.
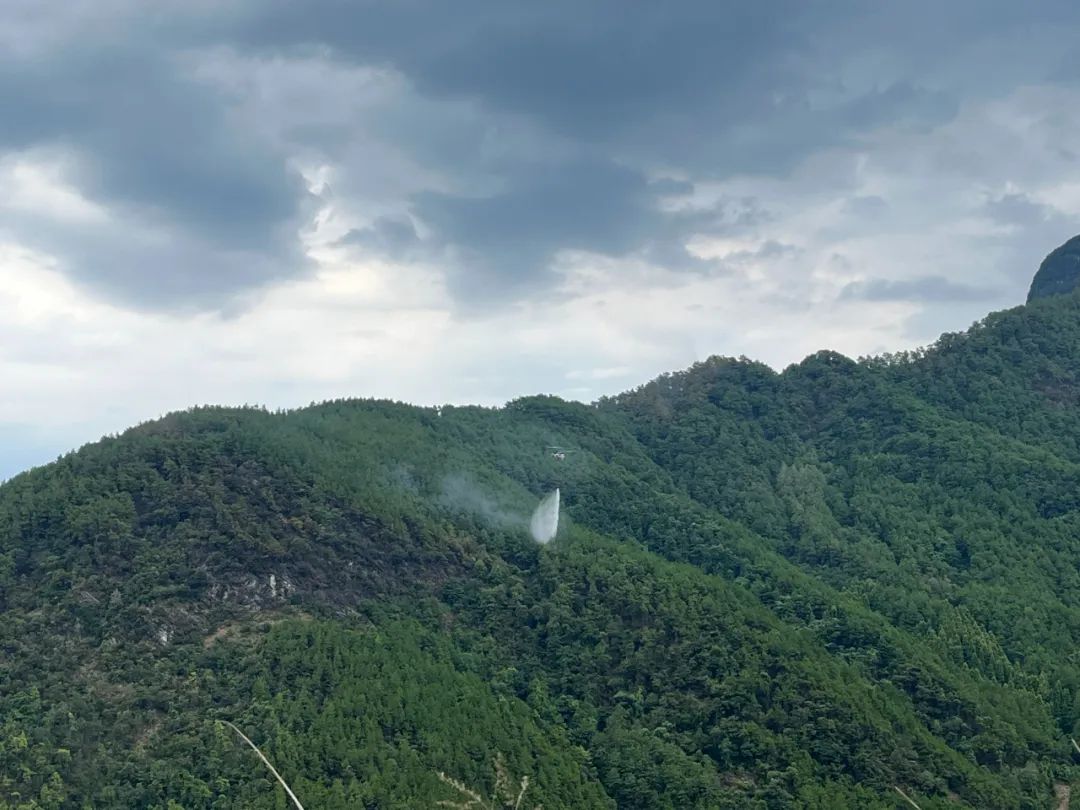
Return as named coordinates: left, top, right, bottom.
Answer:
left=529, top=488, right=560, bottom=543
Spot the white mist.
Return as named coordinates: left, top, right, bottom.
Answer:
left=530, top=488, right=560, bottom=543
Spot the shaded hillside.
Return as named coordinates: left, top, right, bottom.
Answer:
left=606, top=290, right=1080, bottom=700
left=5, top=282, right=1080, bottom=807
left=1028, top=234, right=1080, bottom=302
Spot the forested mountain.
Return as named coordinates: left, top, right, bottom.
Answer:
left=5, top=240, right=1080, bottom=808
left=1028, top=235, right=1080, bottom=303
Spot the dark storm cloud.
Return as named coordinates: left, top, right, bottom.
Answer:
left=340, top=159, right=725, bottom=303
left=3, top=0, right=1079, bottom=311
left=0, top=46, right=304, bottom=241
left=0, top=37, right=311, bottom=309
left=412, top=160, right=702, bottom=299
left=214, top=0, right=1076, bottom=305
left=229, top=0, right=802, bottom=134
left=228, top=0, right=974, bottom=176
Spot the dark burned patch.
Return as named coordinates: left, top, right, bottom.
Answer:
left=202, top=610, right=314, bottom=649
left=721, top=771, right=757, bottom=789
left=1035, top=378, right=1080, bottom=408
left=133, top=718, right=163, bottom=754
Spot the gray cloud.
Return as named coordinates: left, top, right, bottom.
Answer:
left=228, top=1, right=803, bottom=134
left=840, top=276, right=997, bottom=303
left=226, top=1, right=978, bottom=177
left=412, top=160, right=705, bottom=300
left=340, top=215, right=422, bottom=255
left=726, top=240, right=800, bottom=264
left=971, top=192, right=1078, bottom=295
left=218, top=0, right=1080, bottom=312
left=338, top=159, right=721, bottom=304
left=843, top=195, right=890, bottom=220
left=983, top=192, right=1056, bottom=228
left=3, top=0, right=1080, bottom=314
left=0, top=38, right=311, bottom=309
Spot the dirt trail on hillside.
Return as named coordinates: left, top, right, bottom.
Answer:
left=1054, top=782, right=1070, bottom=810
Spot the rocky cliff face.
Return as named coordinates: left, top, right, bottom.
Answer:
left=1027, top=234, right=1080, bottom=302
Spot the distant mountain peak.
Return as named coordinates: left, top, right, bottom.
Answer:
left=1027, top=234, right=1080, bottom=302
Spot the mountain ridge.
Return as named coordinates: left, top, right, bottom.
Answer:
left=1028, top=234, right=1080, bottom=303
left=4, top=246, right=1080, bottom=808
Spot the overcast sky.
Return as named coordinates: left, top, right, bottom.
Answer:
left=2, top=0, right=1079, bottom=479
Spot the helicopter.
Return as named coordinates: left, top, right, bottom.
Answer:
left=546, top=446, right=576, bottom=461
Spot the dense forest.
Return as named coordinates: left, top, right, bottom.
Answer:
left=4, top=242, right=1080, bottom=808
